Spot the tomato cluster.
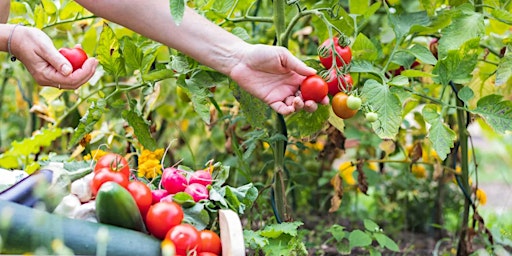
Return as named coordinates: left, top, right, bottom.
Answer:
left=91, top=153, right=222, bottom=256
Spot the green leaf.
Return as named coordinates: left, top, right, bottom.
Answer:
left=348, top=230, right=372, bottom=250
left=433, top=38, right=480, bottom=86
left=220, top=184, right=258, bottom=214
left=122, top=110, right=157, bottom=151
left=437, top=4, right=484, bottom=59
left=182, top=203, right=210, bottom=230
left=327, top=224, right=346, bottom=242
left=184, top=72, right=214, bottom=125
left=406, top=44, right=437, bottom=65
left=260, top=222, right=303, bottom=238
left=231, top=27, right=251, bottom=41
left=422, top=105, right=456, bottom=160
left=491, top=8, right=512, bottom=25
left=349, top=0, right=368, bottom=15
left=388, top=76, right=409, bottom=86
left=213, top=0, right=236, bottom=14
left=142, top=69, right=175, bottom=82
left=169, top=0, right=186, bottom=25
left=233, top=85, right=272, bottom=129
left=59, top=0, right=83, bottom=20
left=350, top=60, right=382, bottom=77
left=69, top=99, right=107, bottom=147
left=400, top=70, right=435, bottom=78
left=472, top=94, right=512, bottom=134
left=374, top=233, right=400, bottom=252
left=495, top=53, right=512, bottom=86
left=457, top=86, right=474, bottom=107
left=352, top=33, right=379, bottom=62
left=97, top=23, right=125, bottom=77
left=41, top=0, right=57, bottom=15
left=287, top=105, right=329, bottom=137
left=244, top=230, right=269, bottom=249
left=361, top=80, right=402, bottom=139
left=363, top=219, right=380, bottom=232
left=388, top=11, right=430, bottom=39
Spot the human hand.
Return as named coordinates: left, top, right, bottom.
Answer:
left=228, top=44, right=329, bottom=115
left=9, top=26, right=98, bottom=90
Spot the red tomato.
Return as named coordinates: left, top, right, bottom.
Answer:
left=324, top=69, right=353, bottom=96
left=165, top=224, right=200, bottom=255
left=331, top=92, right=358, bottom=119
left=94, top=153, right=131, bottom=178
left=198, top=252, right=218, bottom=256
left=59, top=46, right=88, bottom=71
left=91, top=168, right=129, bottom=195
left=197, top=230, right=222, bottom=255
left=300, top=75, right=328, bottom=102
left=146, top=201, right=184, bottom=240
left=127, top=180, right=153, bottom=216
left=318, top=37, right=352, bottom=69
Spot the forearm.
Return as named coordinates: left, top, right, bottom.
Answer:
left=75, top=0, right=249, bottom=75
left=0, top=0, right=10, bottom=23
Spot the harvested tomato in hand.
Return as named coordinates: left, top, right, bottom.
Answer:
left=300, top=75, right=328, bottom=103
left=94, top=153, right=131, bottom=178
left=331, top=92, right=358, bottom=119
left=127, top=180, right=153, bottom=216
left=59, top=46, right=88, bottom=71
left=91, top=168, right=129, bottom=195
left=318, top=37, right=352, bottom=69
left=197, top=230, right=222, bottom=255
left=146, top=201, right=184, bottom=240
left=324, top=69, right=353, bottom=96
left=165, top=223, right=200, bottom=255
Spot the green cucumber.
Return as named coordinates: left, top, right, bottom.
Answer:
left=0, top=200, right=161, bottom=255
left=95, top=181, right=146, bottom=232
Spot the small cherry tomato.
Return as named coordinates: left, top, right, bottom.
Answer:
left=318, top=37, right=352, bottom=69
left=365, top=112, right=379, bottom=122
left=324, top=69, right=353, bottom=96
left=346, top=95, right=362, bottom=110
left=165, top=223, right=200, bottom=255
left=127, top=180, right=153, bottom=216
left=300, top=75, right=328, bottom=102
left=331, top=92, right=358, bottom=119
left=197, top=230, right=222, bottom=255
left=146, top=201, right=184, bottom=240
left=94, top=153, right=131, bottom=178
left=59, top=46, right=88, bottom=71
left=91, top=168, right=129, bottom=195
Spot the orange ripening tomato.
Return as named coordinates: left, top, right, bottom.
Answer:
left=331, top=92, right=358, bottom=119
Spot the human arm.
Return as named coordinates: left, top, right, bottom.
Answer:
left=0, top=24, right=98, bottom=89
left=75, top=0, right=328, bottom=114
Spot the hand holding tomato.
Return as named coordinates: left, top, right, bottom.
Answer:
left=300, top=75, right=328, bottom=103
left=59, top=46, right=88, bottom=71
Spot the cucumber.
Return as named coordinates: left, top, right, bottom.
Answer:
left=0, top=200, right=161, bottom=255
left=95, top=181, right=146, bottom=232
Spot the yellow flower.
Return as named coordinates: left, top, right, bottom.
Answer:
left=338, top=161, right=356, bottom=186
left=411, top=164, right=427, bottom=178
left=137, top=149, right=165, bottom=179
left=83, top=149, right=108, bottom=161
left=475, top=188, right=487, bottom=205
left=367, top=162, right=379, bottom=172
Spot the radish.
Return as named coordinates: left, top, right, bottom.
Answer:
left=184, top=183, right=209, bottom=202
left=161, top=167, right=188, bottom=194
left=151, top=189, right=169, bottom=205
left=188, top=170, right=212, bottom=187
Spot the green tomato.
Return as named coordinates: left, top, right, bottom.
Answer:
left=346, top=95, right=362, bottom=110
left=365, top=112, right=378, bottom=122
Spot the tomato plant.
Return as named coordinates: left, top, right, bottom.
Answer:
left=197, top=230, right=222, bottom=255
left=91, top=168, right=129, bottom=195
left=365, top=112, right=379, bottom=123
left=324, top=69, right=353, bottom=96
left=58, top=46, right=88, bottom=71
left=94, top=153, right=131, bottom=178
left=165, top=223, right=200, bottom=255
left=300, top=75, right=328, bottom=102
left=145, top=201, right=184, bottom=240
left=331, top=92, right=358, bottom=119
left=318, top=37, right=352, bottom=69
left=127, top=180, right=152, bottom=216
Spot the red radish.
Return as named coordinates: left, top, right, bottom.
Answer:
left=160, top=194, right=174, bottom=203
left=151, top=189, right=169, bottom=205
left=188, top=170, right=213, bottom=187
left=184, top=183, right=209, bottom=202
left=161, top=167, right=188, bottom=194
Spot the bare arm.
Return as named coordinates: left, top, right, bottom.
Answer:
left=0, top=0, right=9, bottom=23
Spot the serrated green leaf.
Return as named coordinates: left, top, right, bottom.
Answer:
left=41, top=0, right=57, bottom=15
left=457, top=86, right=474, bottom=106
left=350, top=60, right=383, bottom=79
left=406, top=44, right=437, bottom=65
left=122, top=110, right=157, bottom=151
left=472, top=94, right=512, bottom=134
left=244, top=230, right=269, bottom=249
left=374, top=233, right=400, bottom=252
left=327, top=224, right=346, bottom=242
left=97, top=23, right=125, bottom=77
left=59, top=0, right=83, bottom=20
left=496, top=54, right=512, bottom=86
left=169, top=0, right=186, bottom=25
left=213, top=0, right=236, bottom=14
left=234, top=85, right=272, bottom=129
left=33, top=4, right=46, bottom=29
left=182, top=203, right=210, bottom=230
left=122, top=38, right=143, bottom=72
left=141, top=69, right=175, bottom=82
left=422, top=105, right=456, bottom=160
left=361, top=80, right=402, bottom=139
left=363, top=219, right=380, bottom=232
left=437, top=4, right=484, bottom=59
left=69, top=99, right=107, bottom=147
left=433, top=38, right=480, bottom=86
left=184, top=72, right=214, bottom=125
left=352, top=33, right=379, bottom=62
left=328, top=106, right=345, bottom=132
left=348, top=230, right=372, bottom=250
left=388, top=11, right=430, bottom=39
left=349, top=0, right=368, bottom=15
left=400, top=70, right=435, bottom=78
left=491, top=8, right=512, bottom=25
left=389, top=76, right=410, bottom=86
left=231, top=27, right=251, bottom=41
left=260, top=221, right=303, bottom=238
left=287, top=105, right=329, bottom=137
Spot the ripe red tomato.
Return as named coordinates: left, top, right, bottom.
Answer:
left=300, top=75, right=328, bottom=102
left=165, top=224, right=200, bottom=255
left=324, top=69, right=353, bottom=96
left=197, top=230, right=222, bottom=255
left=91, top=168, right=129, bottom=195
left=127, top=180, right=153, bottom=216
left=318, top=37, right=352, bottom=69
left=197, top=252, right=218, bottom=256
left=59, top=46, right=88, bottom=71
left=146, top=201, right=184, bottom=240
left=331, top=92, right=358, bottom=119
left=94, top=153, right=131, bottom=178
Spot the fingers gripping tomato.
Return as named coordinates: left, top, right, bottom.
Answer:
left=331, top=92, right=358, bottom=119
left=318, top=37, right=352, bottom=69
left=300, top=75, right=328, bottom=102
left=59, top=46, right=88, bottom=71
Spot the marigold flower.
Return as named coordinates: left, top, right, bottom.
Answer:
left=475, top=188, right=487, bottom=205
left=83, top=149, right=108, bottom=161
left=137, top=149, right=165, bottom=179
left=338, top=161, right=356, bottom=186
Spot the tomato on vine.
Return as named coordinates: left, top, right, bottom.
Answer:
left=300, top=75, right=328, bottom=102
left=346, top=95, right=362, bottom=110
left=94, top=153, right=131, bottom=178
left=365, top=112, right=379, bottom=122
left=331, top=92, right=358, bottom=119
left=324, top=69, right=353, bottom=96
left=318, top=37, right=352, bottom=69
